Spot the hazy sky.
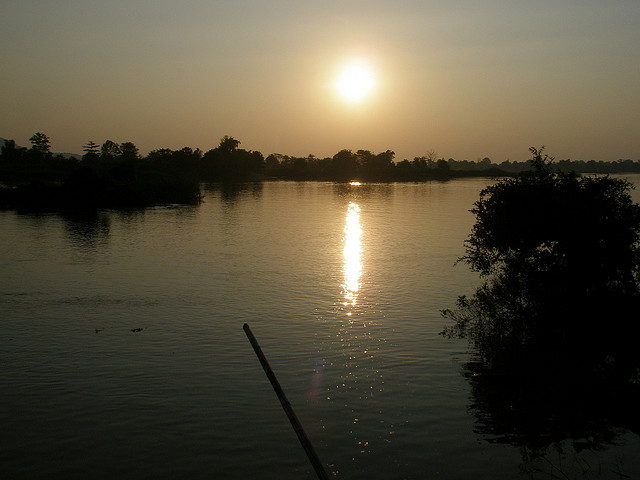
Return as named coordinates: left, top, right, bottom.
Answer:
left=2, top=0, right=639, bottom=162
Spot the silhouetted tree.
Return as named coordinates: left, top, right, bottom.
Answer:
left=424, top=149, right=438, bottom=169
left=82, top=141, right=100, bottom=161
left=412, top=157, right=427, bottom=169
left=331, top=149, right=358, bottom=180
left=358, top=149, right=394, bottom=179
left=201, top=136, right=264, bottom=179
left=29, top=132, right=51, bottom=155
left=100, top=140, right=121, bottom=159
left=264, top=153, right=281, bottom=174
left=120, top=141, right=139, bottom=161
left=177, top=146, right=202, bottom=159
left=443, top=147, right=640, bottom=382
left=436, top=158, right=450, bottom=171
left=478, top=157, right=491, bottom=167
left=1, top=139, right=23, bottom=161
left=218, top=135, right=240, bottom=154
left=2, top=139, right=16, bottom=155
left=396, top=159, right=413, bottom=179
left=146, top=148, right=173, bottom=161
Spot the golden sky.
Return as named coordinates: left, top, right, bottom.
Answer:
left=2, top=0, right=639, bottom=161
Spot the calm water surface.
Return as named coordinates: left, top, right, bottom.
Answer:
left=2, top=178, right=639, bottom=479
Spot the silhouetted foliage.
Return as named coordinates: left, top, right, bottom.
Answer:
left=201, top=136, right=264, bottom=180
left=436, top=158, right=450, bottom=171
left=442, top=147, right=640, bottom=384
left=0, top=134, right=202, bottom=211
left=3, top=133, right=639, bottom=211
left=440, top=147, right=640, bottom=465
left=0, top=134, right=77, bottom=187
left=330, top=149, right=359, bottom=180
left=217, top=135, right=240, bottom=154
left=1, top=139, right=26, bottom=164
left=82, top=141, right=100, bottom=161
left=29, top=132, right=51, bottom=155
left=119, top=141, right=140, bottom=161
left=358, top=149, right=395, bottom=180
left=100, top=140, right=122, bottom=160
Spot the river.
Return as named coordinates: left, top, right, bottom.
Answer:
left=2, top=177, right=639, bottom=479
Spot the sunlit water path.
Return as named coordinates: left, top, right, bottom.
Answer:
left=2, top=177, right=639, bottom=479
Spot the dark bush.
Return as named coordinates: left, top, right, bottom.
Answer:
left=442, top=147, right=640, bottom=383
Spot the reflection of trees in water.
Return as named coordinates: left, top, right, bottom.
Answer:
left=203, top=182, right=264, bottom=204
left=465, top=359, right=638, bottom=443
left=465, top=358, right=639, bottom=477
left=62, top=212, right=111, bottom=251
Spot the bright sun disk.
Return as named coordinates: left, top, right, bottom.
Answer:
left=337, top=65, right=374, bottom=101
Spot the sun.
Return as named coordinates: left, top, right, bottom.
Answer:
left=337, top=64, right=374, bottom=101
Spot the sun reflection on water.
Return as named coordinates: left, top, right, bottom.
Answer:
left=328, top=197, right=392, bottom=467
left=342, top=202, right=362, bottom=308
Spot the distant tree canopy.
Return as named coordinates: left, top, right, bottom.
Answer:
left=2, top=133, right=640, bottom=210
left=120, top=141, right=140, bottom=161
left=442, top=147, right=640, bottom=384
left=201, top=136, right=264, bottom=179
left=0, top=135, right=202, bottom=210
left=29, top=132, right=51, bottom=155
left=217, top=135, right=240, bottom=154
left=100, top=140, right=122, bottom=159
left=82, top=141, right=100, bottom=161
left=3, top=132, right=640, bottom=185
left=1, top=139, right=21, bottom=161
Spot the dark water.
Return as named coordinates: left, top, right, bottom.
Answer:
left=2, top=178, right=639, bottom=479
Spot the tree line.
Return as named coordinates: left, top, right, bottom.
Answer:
left=2, top=132, right=639, bottom=210
left=4, top=132, right=640, bottom=183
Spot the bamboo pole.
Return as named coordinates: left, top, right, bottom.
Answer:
left=243, top=323, right=329, bottom=480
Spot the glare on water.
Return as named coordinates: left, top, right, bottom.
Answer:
left=342, top=202, right=362, bottom=310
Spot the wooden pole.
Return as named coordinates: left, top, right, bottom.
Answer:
left=243, top=323, right=329, bottom=480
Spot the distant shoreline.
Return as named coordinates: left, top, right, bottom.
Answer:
left=3, top=135, right=639, bottom=212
